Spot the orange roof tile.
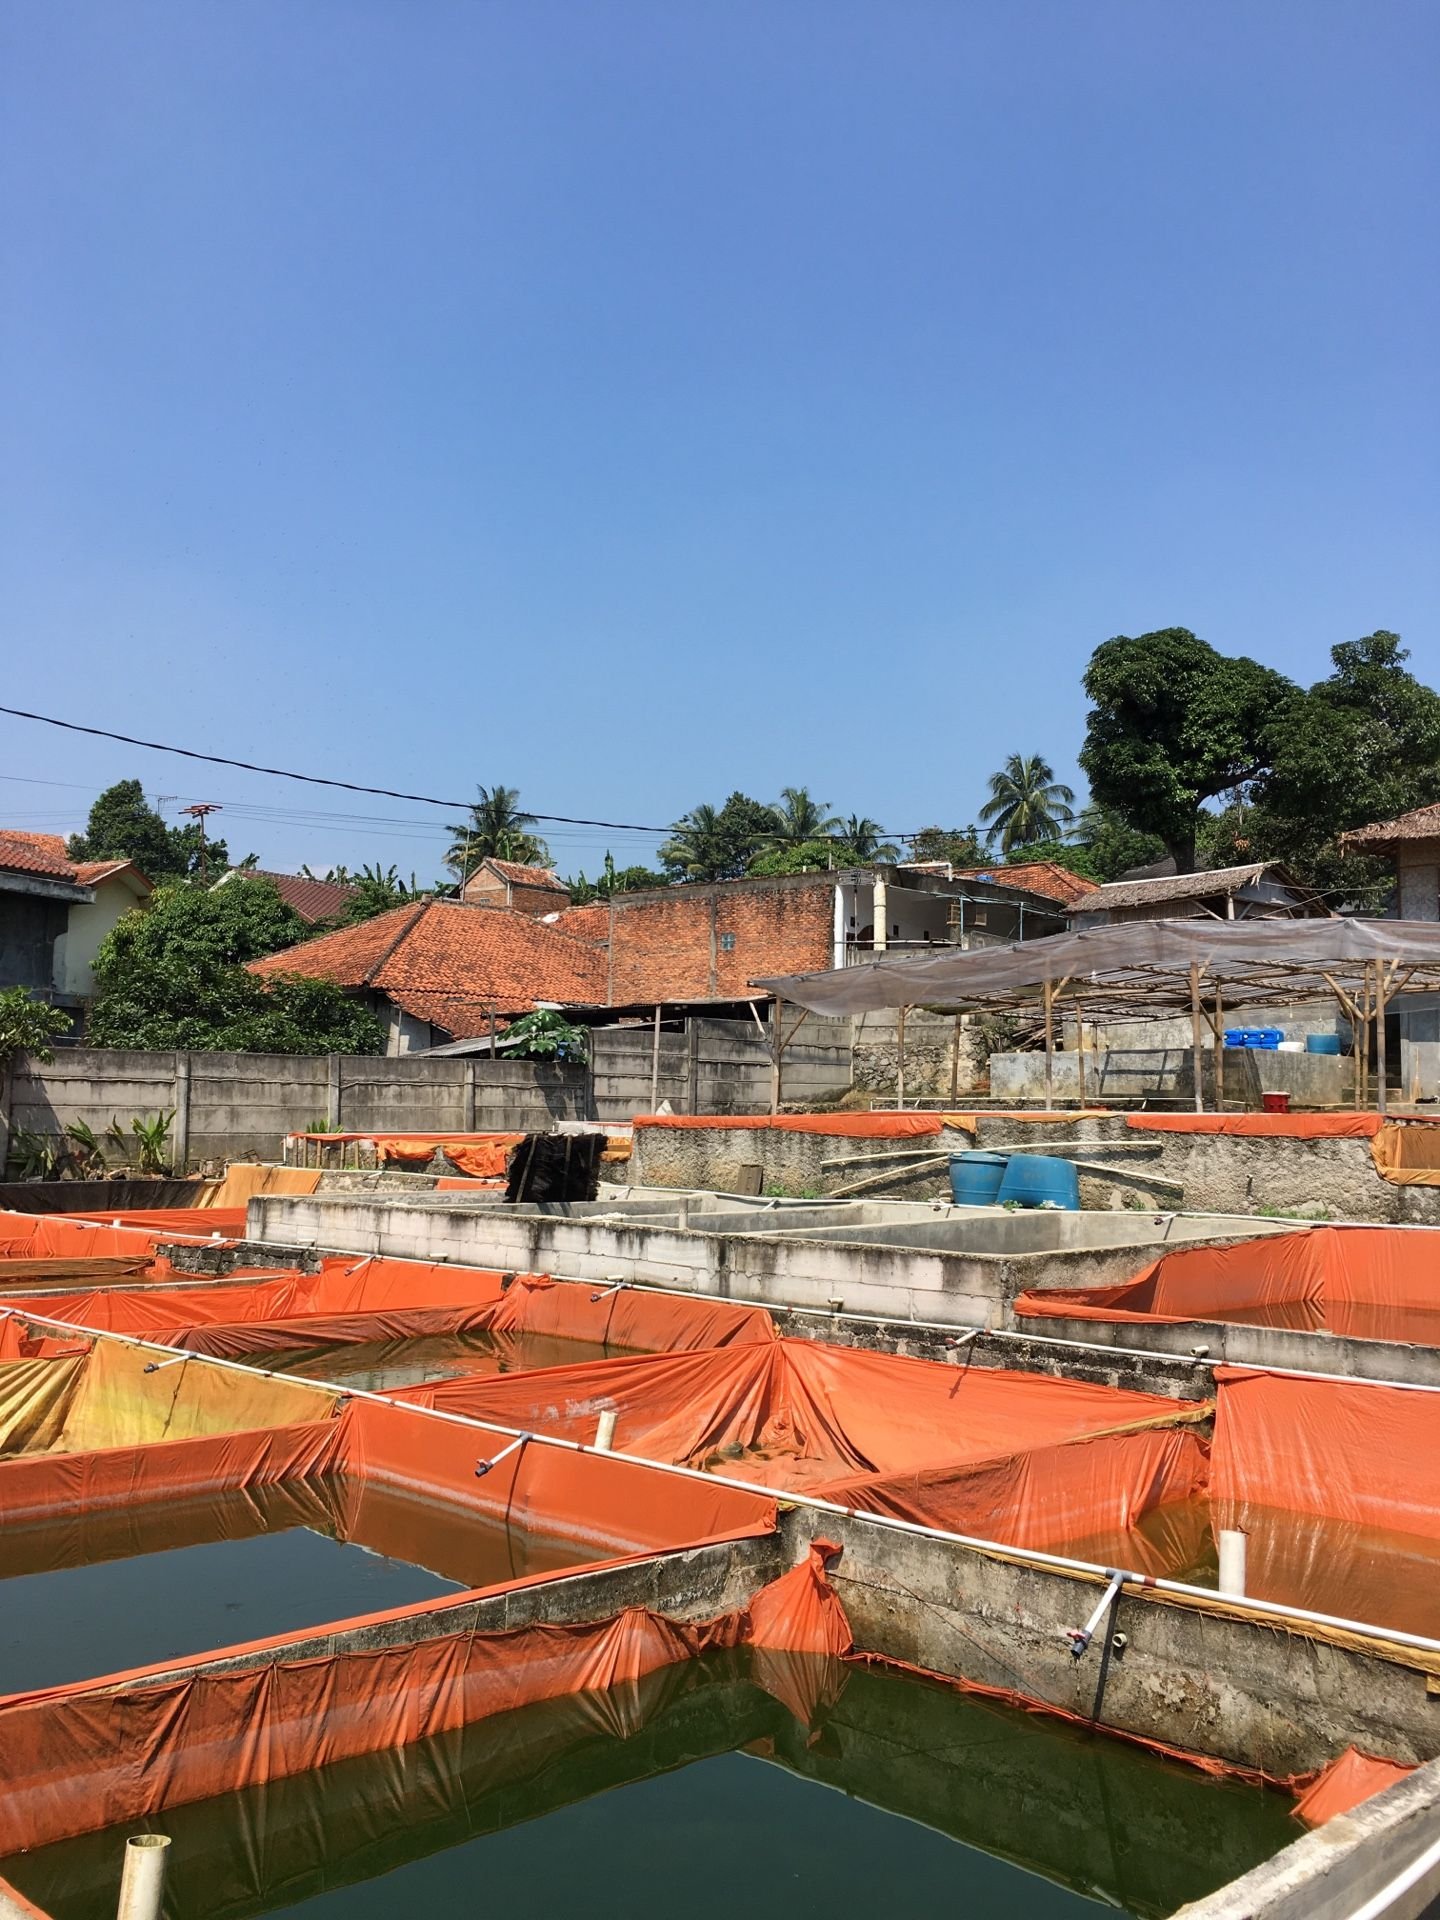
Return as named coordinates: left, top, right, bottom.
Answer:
left=948, top=861, right=1092, bottom=907
left=483, top=858, right=568, bottom=892
left=0, top=831, right=150, bottom=892
left=245, top=869, right=358, bottom=924
left=251, top=900, right=607, bottom=1035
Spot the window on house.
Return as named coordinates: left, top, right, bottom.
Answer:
left=719, top=932, right=736, bottom=951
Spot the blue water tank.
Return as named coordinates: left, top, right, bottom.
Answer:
left=1306, top=1033, right=1342, bottom=1055
left=949, top=1151, right=1009, bottom=1207
left=996, top=1153, right=1081, bottom=1211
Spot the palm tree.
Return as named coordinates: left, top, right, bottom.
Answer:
left=979, top=755, right=1076, bottom=855
left=658, top=804, right=727, bottom=881
left=841, top=815, right=901, bottom=863
left=771, top=787, right=842, bottom=843
left=445, top=786, right=548, bottom=878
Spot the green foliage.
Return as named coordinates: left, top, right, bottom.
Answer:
left=86, top=876, right=384, bottom=1054
left=1080, top=630, right=1294, bottom=872
left=445, top=786, right=549, bottom=878
left=979, top=755, right=1076, bottom=854
left=1073, top=804, right=1167, bottom=883
left=106, top=1110, right=175, bottom=1175
left=771, top=787, right=842, bottom=842
left=0, top=986, right=72, bottom=1069
left=1244, top=633, right=1440, bottom=904
left=660, top=793, right=781, bottom=881
left=905, top=826, right=984, bottom=866
left=839, top=816, right=900, bottom=864
left=1003, top=839, right=1102, bottom=883
left=499, top=1009, right=589, bottom=1063
left=748, top=839, right=838, bottom=876
left=63, top=1120, right=108, bottom=1177
left=67, top=779, right=231, bottom=879
left=6, top=1128, right=59, bottom=1180
left=564, top=853, right=672, bottom=903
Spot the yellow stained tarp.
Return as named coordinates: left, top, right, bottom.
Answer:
left=203, top=1164, right=324, bottom=1209
left=56, top=1340, right=339, bottom=1453
left=0, top=1356, right=86, bottom=1455
left=1371, top=1123, right=1440, bottom=1187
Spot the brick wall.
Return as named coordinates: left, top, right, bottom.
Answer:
left=604, top=879, right=834, bottom=1002
left=461, top=869, right=569, bottom=919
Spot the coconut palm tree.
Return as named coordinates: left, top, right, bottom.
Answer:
left=445, top=786, right=549, bottom=878
left=771, top=787, right=843, bottom=843
left=979, top=755, right=1076, bottom=855
left=841, top=815, right=901, bottom=863
left=659, top=803, right=729, bottom=881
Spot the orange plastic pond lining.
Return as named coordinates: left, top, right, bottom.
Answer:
left=629, top=1110, right=1110, bottom=1136
left=1211, top=1366, right=1440, bottom=1540
left=0, top=1213, right=173, bottom=1261
left=1127, top=1113, right=1390, bottom=1138
left=0, top=1530, right=822, bottom=1859
left=1011, top=1226, right=1440, bottom=1329
left=1291, top=1745, right=1418, bottom=1826
left=66, top=1207, right=251, bottom=1237
left=390, top=1339, right=1211, bottom=1546
left=4, top=1267, right=780, bottom=1363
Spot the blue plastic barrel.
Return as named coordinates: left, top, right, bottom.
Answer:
left=996, top=1153, right=1081, bottom=1211
left=949, top=1152, right=1009, bottom=1207
left=1306, top=1033, right=1342, bottom=1055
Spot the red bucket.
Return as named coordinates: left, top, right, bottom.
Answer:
left=1261, top=1092, right=1291, bottom=1114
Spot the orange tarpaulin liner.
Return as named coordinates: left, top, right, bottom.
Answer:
left=9, top=1266, right=777, bottom=1363
left=1126, top=1113, right=1386, bottom=1138
left=0, top=1212, right=169, bottom=1262
left=631, top=1112, right=1107, bottom=1135
left=1292, top=1746, right=1416, bottom=1826
left=67, top=1207, right=249, bottom=1238
left=392, top=1339, right=1210, bottom=1545
left=0, top=1539, right=836, bottom=1857
left=1013, top=1226, right=1440, bottom=1344
left=0, top=1355, right=86, bottom=1454
left=1370, top=1121, right=1440, bottom=1185
left=205, top=1164, right=324, bottom=1207
left=1211, top=1367, right=1440, bottom=1539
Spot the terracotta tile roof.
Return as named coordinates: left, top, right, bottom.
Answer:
left=0, top=831, right=77, bottom=880
left=250, top=900, right=607, bottom=1035
left=245, top=869, right=358, bottom=924
left=483, top=859, right=569, bottom=892
left=549, top=902, right=610, bottom=941
left=0, top=831, right=150, bottom=892
left=1341, top=804, right=1440, bottom=852
left=948, top=861, right=1094, bottom=907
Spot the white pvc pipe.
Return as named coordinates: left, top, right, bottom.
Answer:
left=116, top=1833, right=170, bottom=1920
left=1218, top=1529, right=1248, bottom=1597
left=594, top=1408, right=617, bottom=1452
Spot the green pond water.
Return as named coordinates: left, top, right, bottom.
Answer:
left=250, top=1327, right=621, bottom=1391
left=0, top=1651, right=1299, bottom=1919
left=0, top=1477, right=591, bottom=1696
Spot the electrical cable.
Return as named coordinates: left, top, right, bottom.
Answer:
left=0, top=703, right=951, bottom=847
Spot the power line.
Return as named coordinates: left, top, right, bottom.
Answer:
left=0, top=703, right=937, bottom=845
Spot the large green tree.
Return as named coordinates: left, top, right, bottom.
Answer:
left=445, top=786, right=549, bottom=878
left=979, top=755, right=1076, bottom=854
left=906, top=825, right=984, bottom=866
left=1080, top=630, right=1294, bottom=872
left=1073, top=804, right=1166, bottom=883
left=86, top=876, right=383, bottom=1053
left=660, top=793, right=780, bottom=881
left=1244, top=632, right=1440, bottom=904
left=68, top=779, right=231, bottom=880
left=770, top=787, right=842, bottom=842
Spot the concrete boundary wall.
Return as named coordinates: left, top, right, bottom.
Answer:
left=4, top=1049, right=589, bottom=1170
left=589, top=1016, right=852, bottom=1121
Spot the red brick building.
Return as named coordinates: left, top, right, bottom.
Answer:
left=460, top=858, right=571, bottom=918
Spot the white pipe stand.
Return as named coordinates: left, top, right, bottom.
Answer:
left=1218, top=1529, right=1248, bottom=1597
left=116, top=1834, right=171, bottom=1920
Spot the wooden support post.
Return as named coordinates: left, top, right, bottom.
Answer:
left=949, top=1012, right=962, bottom=1105
left=1042, top=978, right=1055, bottom=1109
left=1214, top=987, right=1225, bottom=1112
left=896, top=1005, right=907, bottom=1109
left=1189, top=963, right=1204, bottom=1114
left=1376, top=961, right=1392, bottom=1117
left=770, top=997, right=784, bottom=1114
left=650, top=1004, right=663, bottom=1113
left=1075, top=1013, right=1087, bottom=1107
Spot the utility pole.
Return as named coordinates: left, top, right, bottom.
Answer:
left=180, top=803, right=221, bottom=882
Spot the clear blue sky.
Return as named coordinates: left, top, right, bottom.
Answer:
left=3, top=0, right=1435, bottom=881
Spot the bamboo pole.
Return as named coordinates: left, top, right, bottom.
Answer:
left=1189, top=962, right=1205, bottom=1114
left=949, top=1012, right=962, bottom=1105
left=770, top=997, right=783, bottom=1114
left=1075, top=1012, right=1087, bottom=1107
left=896, top=1005, right=908, bottom=1109
left=1042, top=979, right=1055, bottom=1108
left=650, top=1004, right=663, bottom=1113
left=1214, top=986, right=1225, bottom=1111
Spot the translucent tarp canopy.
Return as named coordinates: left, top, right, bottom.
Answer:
left=752, top=917, right=1440, bottom=1021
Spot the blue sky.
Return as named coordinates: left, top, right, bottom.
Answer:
left=2, top=0, right=1435, bottom=882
